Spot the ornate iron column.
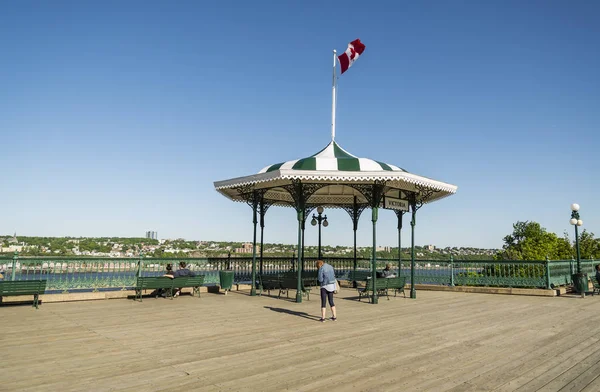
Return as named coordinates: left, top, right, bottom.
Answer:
left=371, top=205, right=379, bottom=303
left=250, top=191, right=259, bottom=296
left=284, top=180, right=326, bottom=303
left=342, top=196, right=366, bottom=289
left=410, top=197, right=417, bottom=299
left=350, top=181, right=386, bottom=304
left=234, top=186, right=268, bottom=297
left=258, top=199, right=271, bottom=292
left=408, top=186, right=435, bottom=299
left=395, top=210, right=406, bottom=279
left=296, top=209, right=304, bottom=300
left=301, top=214, right=306, bottom=272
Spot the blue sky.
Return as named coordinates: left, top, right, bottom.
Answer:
left=1, top=1, right=598, bottom=249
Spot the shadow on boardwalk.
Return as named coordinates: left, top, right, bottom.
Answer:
left=264, top=306, right=321, bottom=321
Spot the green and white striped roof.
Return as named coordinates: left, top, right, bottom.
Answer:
left=259, top=141, right=406, bottom=173
left=214, top=140, right=457, bottom=206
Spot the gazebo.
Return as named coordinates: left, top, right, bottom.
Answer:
left=214, top=139, right=457, bottom=304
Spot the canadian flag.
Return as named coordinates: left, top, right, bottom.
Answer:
left=338, top=39, right=366, bottom=74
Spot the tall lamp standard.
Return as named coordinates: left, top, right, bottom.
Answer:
left=311, top=206, right=328, bottom=259
left=570, top=203, right=584, bottom=295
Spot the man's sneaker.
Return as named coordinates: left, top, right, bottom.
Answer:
left=331, top=317, right=337, bottom=321
left=320, top=318, right=326, bottom=322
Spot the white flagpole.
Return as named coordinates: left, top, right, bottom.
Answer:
left=331, top=49, right=337, bottom=141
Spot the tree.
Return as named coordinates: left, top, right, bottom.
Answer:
left=576, top=230, right=600, bottom=260
left=496, top=221, right=572, bottom=260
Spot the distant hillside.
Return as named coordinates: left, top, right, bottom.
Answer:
left=1, top=235, right=497, bottom=260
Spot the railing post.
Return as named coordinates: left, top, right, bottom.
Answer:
left=450, top=255, right=454, bottom=286
left=570, top=257, right=575, bottom=280
left=137, top=252, right=143, bottom=279
left=545, top=256, right=551, bottom=289
left=227, top=251, right=231, bottom=270
left=11, top=251, right=18, bottom=281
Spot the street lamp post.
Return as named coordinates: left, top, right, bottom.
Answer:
left=311, top=206, right=329, bottom=259
left=570, top=203, right=584, bottom=296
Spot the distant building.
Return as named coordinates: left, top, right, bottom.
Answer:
left=426, top=244, right=435, bottom=251
left=145, top=231, right=158, bottom=240
left=376, top=246, right=392, bottom=252
left=2, top=245, right=23, bottom=252
left=234, top=242, right=260, bottom=254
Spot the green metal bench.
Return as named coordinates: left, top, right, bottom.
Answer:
left=0, top=280, right=47, bottom=309
left=300, top=271, right=319, bottom=287
left=260, top=275, right=281, bottom=296
left=135, top=277, right=175, bottom=301
left=358, top=278, right=389, bottom=302
left=135, top=276, right=205, bottom=301
left=347, top=270, right=372, bottom=286
left=173, top=275, right=205, bottom=298
left=283, top=272, right=319, bottom=287
left=386, top=276, right=407, bottom=298
left=279, top=276, right=312, bottom=301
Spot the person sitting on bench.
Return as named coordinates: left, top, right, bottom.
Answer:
left=380, top=264, right=396, bottom=278
left=150, top=264, right=174, bottom=297
left=169, top=262, right=196, bottom=297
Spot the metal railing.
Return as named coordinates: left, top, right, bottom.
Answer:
left=0, top=253, right=596, bottom=293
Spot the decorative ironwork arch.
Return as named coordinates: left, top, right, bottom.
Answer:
left=282, top=179, right=328, bottom=212
left=341, top=202, right=368, bottom=230
left=347, top=180, right=389, bottom=208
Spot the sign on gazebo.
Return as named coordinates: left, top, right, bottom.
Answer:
left=383, top=197, right=409, bottom=211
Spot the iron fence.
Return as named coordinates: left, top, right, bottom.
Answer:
left=0, top=254, right=596, bottom=293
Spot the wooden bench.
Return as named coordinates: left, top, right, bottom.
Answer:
left=386, top=276, right=406, bottom=298
left=135, top=276, right=205, bottom=301
left=0, top=280, right=47, bottom=309
left=358, top=278, right=389, bottom=302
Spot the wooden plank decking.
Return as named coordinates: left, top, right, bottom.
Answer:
left=1, top=289, right=600, bottom=391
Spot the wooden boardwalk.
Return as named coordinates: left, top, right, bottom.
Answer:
left=2, top=288, right=600, bottom=392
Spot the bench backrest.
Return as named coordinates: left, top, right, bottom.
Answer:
left=302, top=271, right=318, bottom=280
left=280, top=277, right=301, bottom=290
left=386, top=276, right=406, bottom=289
left=261, top=276, right=281, bottom=290
left=364, top=278, right=388, bottom=291
left=0, top=280, right=47, bottom=295
left=137, top=277, right=175, bottom=290
left=173, top=275, right=205, bottom=287
left=348, top=270, right=371, bottom=281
